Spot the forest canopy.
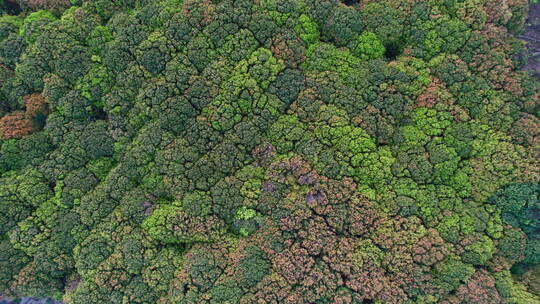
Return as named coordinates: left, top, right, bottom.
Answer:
left=0, top=0, right=539, bottom=303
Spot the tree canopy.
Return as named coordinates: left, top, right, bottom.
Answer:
left=0, top=0, right=539, bottom=303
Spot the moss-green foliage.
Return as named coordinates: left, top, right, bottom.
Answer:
left=296, top=14, right=320, bottom=46
left=19, top=10, right=57, bottom=43
left=490, top=183, right=540, bottom=264
left=432, top=257, right=475, bottom=292
left=495, top=271, right=540, bottom=304
left=304, top=41, right=362, bottom=80
left=361, top=2, right=404, bottom=55
left=142, top=204, right=225, bottom=244
left=0, top=15, right=23, bottom=31
left=236, top=245, right=269, bottom=288
left=353, top=32, right=385, bottom=60
left=86, top=25, right=113, bottom=55
left=0, top=0, right=538, bottom=302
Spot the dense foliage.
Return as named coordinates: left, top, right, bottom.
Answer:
left=0, top=0, right=539, bottom=303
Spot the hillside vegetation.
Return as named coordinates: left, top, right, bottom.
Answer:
left=0, top=0, right=539, bottom=303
